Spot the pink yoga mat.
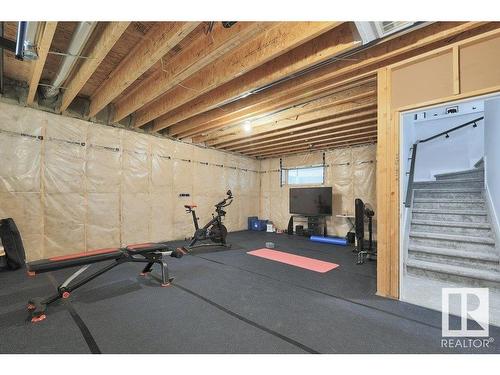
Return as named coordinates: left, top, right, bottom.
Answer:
left=247, top=248, right=339, bottom=273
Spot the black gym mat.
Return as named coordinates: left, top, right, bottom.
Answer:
left=0, top=230, right=498, bottom=353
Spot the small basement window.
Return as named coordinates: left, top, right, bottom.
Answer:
left=283, top=166, right=324, bottom=185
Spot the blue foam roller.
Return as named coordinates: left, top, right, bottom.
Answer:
left=310, top=235, right=347, bottom=246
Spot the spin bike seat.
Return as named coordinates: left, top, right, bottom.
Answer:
left=184, top=204, right=197, bottom=209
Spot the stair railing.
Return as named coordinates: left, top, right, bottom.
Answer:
left=403, top=116, right=484, bottom=208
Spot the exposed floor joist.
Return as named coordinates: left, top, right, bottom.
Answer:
left=137, top=22, right=345, bottom=129
left=26, top=22, right=58, bottom=105
left=199, top=86, right=377, bottom=146
left=230, top=119, right=378, bottom=153
left=155, top=22, right=360, bottom=133
left=59, top=22, right=130, bottom=113
left=245, top=128, right=378, bottom=156
left=255, top=136, right=378, bottom=158
left=88, top=22, right=200, bottom=117
left=112, top=22, right=274, bottom=123
left=217, top=103, right=378, bottom=150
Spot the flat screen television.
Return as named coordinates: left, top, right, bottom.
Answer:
left=289, top=187, right=332, bottom=216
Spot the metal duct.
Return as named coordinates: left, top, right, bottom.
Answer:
left=43, top=21, right=97, bottom=98
left=23, top=22, right=41, bottom=60
left=15, top=21, right=27, bottom=60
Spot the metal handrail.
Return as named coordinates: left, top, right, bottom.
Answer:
left=403, top=116, right=484, bottom=208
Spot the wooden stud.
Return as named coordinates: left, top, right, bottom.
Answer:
left=88, top=22, right=200, bottom=117
left=26, top=22, right=58, bottom=105
left=453, top=45, right=461, bottom=95
left=134, top=22, right=344, bottom=128
left=59, top=22, right=130, bottom=113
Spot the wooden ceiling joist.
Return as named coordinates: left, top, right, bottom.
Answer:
left=210, top=103, right=377, bottom=148
left=179, top=81, right=375, bottom=141
left=254, top=135, right=378, bottom=158
left=136, top=21, right=347, bottom=129
left=195, top=87, right=377, bottom=145
left=228, top=119, right=378, bottom=152
left=112, top=22, right=273, bottom=123
left=244, top=128, right=378, bottom=156
left=174, top=74, right=376, bottom=141
left=26, top=22, right=58, bottom=105
left=152, top=22, right=360, bottom=132
left=59, top=22, right=130, bottom=113
left=153, top=22, right=485, bottom=136
left=88, top=22, right=200, bottom=117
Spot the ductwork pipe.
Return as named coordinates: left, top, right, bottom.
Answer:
left=43, top=21, right=96, bottom=98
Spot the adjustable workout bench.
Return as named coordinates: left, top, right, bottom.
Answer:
left=0, top=218, right=187, bottom=323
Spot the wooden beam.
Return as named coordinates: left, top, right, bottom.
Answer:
left=211, top=103, right=378, bottom=148
left=195, top=88, right=377, bottom=144
left=177, top=75, right=376, bottom=141
left=153, top=22, right=359, bottom=132
left=181, top=82, right=376, bottom=140
left=88, top=22, right=200, bottom=117
left=59, top=22, right=130, bottom=113
left=26, top=22, right=58, bottom=105
left=155, top=22, right=487, bottom=134
left=230, top=120, right=377, bottom=152
left=112, top=22, right=274, bottom=123
left=245, top=129, right=378, bottom=156
left=251, top=135, right=377, bottom=158
left=135, top=22, right=344, bottom=128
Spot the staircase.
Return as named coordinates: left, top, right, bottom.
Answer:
left=406, top=160, right=500, bottom=289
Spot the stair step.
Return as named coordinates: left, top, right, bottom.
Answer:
left=413, top=188, right=483, bottom=200
left=409, top=231, right=496, bottom=251
left=408, top=245, right=499, bottom=270
left=410, top=219, right=493, bottom=237
left=413, top=178, right=484, bottom=190
left=434, top=168, right=484, bottom=181
left=406, top=258, right=500, bottom=288
left=413, top=198, right=485, bottom=209
left=412, top=208, right=489, bottom=223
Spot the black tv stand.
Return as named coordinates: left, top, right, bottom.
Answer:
left=287, top=215, right=328, bottom=237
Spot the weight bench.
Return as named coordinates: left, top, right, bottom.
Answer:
left=0, top=218, right=187, bottom=323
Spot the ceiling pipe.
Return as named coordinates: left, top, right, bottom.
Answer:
left=42, top=21, right=97, bottom=98
left=15, top=21, right=27, bottom=60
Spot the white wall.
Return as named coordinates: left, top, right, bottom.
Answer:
left=484, top=98, right=500, bottom=246
left=403, top=110, right=484, bottom=181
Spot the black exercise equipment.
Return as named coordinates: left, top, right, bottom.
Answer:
left=354, top=199, right=376, bottom=265
left=0, top=218, right=186, bottom=323
left=183, top=190, right=233, bottom=250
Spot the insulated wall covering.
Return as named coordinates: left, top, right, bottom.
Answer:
left=259, top=145, right=377, bottom=238
left=0, top=102, right=260, bottom=260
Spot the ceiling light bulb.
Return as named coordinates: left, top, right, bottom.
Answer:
left=243, top=121, right=252, bottom=133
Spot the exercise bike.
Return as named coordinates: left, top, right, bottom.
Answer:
left=183, top=190, right=234, bottom=250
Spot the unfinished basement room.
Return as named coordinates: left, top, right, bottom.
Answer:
left=0, top=1, right=499, bottom=365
